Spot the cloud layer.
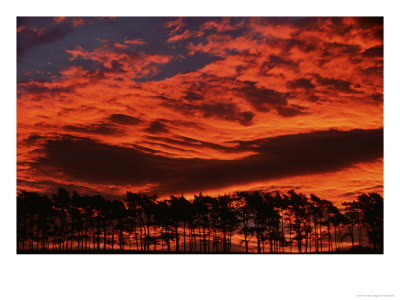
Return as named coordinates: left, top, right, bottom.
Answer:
left=31, top=128, right=382, bottom=196
left=17, top=17, right=383, bottom=201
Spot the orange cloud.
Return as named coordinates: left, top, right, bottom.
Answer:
left=53, top=17, right=66, bottom=23
left=124, top=38, right=147, bottom=46
left=65, top=40, right=171, bottom=79
left=17, top=17, right=383, bottom=201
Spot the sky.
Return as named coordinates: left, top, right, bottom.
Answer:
left=16, top=17, right=383, bottom=203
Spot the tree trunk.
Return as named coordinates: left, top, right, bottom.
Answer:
left=103, top=223, right=107, bottom=251
left=183, top=227, right=186, bottom=253
left=111, top=225, right=115, bottom=250
left=175, top=225, right=179, bottom=252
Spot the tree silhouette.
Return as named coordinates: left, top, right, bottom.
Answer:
left=17, top=188, right=383, bottom=254
left=357, top=193, right=383, bottom=252
left=236, top=192, right=254, bottom=253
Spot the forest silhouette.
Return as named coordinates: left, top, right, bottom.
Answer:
left=17, top=188, right=383, bottom=254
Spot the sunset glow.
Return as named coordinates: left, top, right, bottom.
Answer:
left=17, top=17, right=383, bottom=204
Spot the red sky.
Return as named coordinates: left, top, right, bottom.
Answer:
left=17, top=17, right=383, bottom=204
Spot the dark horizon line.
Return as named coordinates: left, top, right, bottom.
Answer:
left=15, top=186, right=381, bottom=202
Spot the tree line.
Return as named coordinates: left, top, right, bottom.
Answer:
left=17, top=188, right=383, bottom=253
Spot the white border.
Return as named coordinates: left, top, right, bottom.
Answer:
left=2, top=1, right=399, bottom=300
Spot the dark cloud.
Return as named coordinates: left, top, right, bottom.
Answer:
left=23, top=134, right=44, bottom=145
left=165, top=119, right=204, bottom=130
left=313, top=74, right=361, bottom=93
left=235, top=80, right=308, bottom=117
left=17, top=19, right=75, bottom=59
left=200, top=102, right=254, bottom=126
left=108, top=60, right=127, bottom=73
left=63, top=122, right=122, bottom=135
left=263, top=55, right=299, bottom=71
left=144, top=120, right=169, bottom=134
left=32, top=136, right=172, bottom=187
left=183, top=81, right=207, bottom=101
left=308, top=94, right=319, bottom=102
left=130, top=144, right=159, bottom=154
left=342, top=184, right=384, bottom=198
left=362, top=45, right=383, bottom=58
left=322, top=42, right=362, bottom=57
left=145, top=135, right=236, bottom=153
left=361, top=66, right=383, bottom=77
left=184, top=91, right=204, bottom=101
left=109, top=114, right=143, bottom=125
left=18, top=83, right=71, bottom=96
left=161, top=96, right=254, bottom=126
left=283, top=38, right=317, bottom=53
left=354, top=17, right=383, bottom=29
left=18, top=68, right=109, bottom=97
left=236, top=81, right=289, bottom=112
left=352, top=18, right=383, bottom=42
left=253, top=17, right=320, bottom=33
left=160, top=98, right=196, bottom=114
left=369, top=93, right=383, bottom=103
left=286, top=78, right=315, bottom=90
left=144, top=141, right=192, bottom=153
left=31, top=128, right=383, bottom=195
left=276, top=105, right=307, bottom=117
